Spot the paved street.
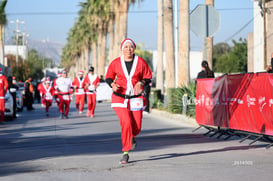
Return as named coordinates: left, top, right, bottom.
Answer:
left=0, top=101, right=273, bottom=181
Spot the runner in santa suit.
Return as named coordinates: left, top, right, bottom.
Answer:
left=72, top=70, right=86, bottom=114
left=84, top=66, right=100, bottom=118
left=105, top=38, right=152, bottom=164
left=53, top=73, right=62, bottom=106
left=0, top=68, right=8, bottom=123
left=55, top=70, right=73, bottom=119
left=37, top=77, right=46, bottom=107
left=40, top=78, right=54, bottom=116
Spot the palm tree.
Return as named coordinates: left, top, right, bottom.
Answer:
left=0, top=0, right=7, bottom=66
left=163, top=0, right=175, bottom=89
left=156, top=0, right=164, bottom=92
left=178, top=0, right=189, bottom=86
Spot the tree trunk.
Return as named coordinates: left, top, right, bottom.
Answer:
left=91, top=41, right=97, bottom=72
left=108, top=1, right=115, bottom=61
left=98, top=28, right=107, bottom=77
left=0, top=25, right=4, bottom=66
left=113, top=1, right=121, bottom=59
left=83, top=44, right=89, bottom=73
left=163, top=0, right=175, bottom=89
left=156, top=0, right=164, bottom=92
left=178, top=0, right=190, bottom=86
left=205, top=0, right=214, bottom=68
left=116, top=0, right=129, bottom=57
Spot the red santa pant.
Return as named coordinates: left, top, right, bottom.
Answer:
left=54, top=94, right=60, bottom=105
left=45, top=100, right=52, bottom=112
left=58, top=95, right=71, bottom=116
left=113, top=107, right=143, bottom=152
left=86, top=93, right=96, bottom=115
left=0, top=99, right=4, bottom=122
left=41, top=98, right=52, bottom=112
left=75, top=94, right=85, bottom=112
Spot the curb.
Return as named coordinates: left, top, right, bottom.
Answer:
left=147, top=109, right=199, bottom=128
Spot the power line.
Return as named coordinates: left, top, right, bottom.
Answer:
left=224, top=13, right=259, bottom=42
left=6, top=6, right=273, bottom=16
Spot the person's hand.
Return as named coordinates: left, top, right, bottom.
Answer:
left=111, top=82, right=120, bottom=92
left=271, top=53, right=273, bottom=58
left=134, top=81, right=142, bottom=95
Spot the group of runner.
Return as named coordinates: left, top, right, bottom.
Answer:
left=37, top=66, right=100, bottom=118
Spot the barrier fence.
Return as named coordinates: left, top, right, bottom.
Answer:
left=195, top=73, right=273, bottom=147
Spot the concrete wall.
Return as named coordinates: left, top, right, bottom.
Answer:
left=267, top=1, right=273, bottom=65
left=253, top=1, right=264, bottom=72
left=248, top=32, right=254, bottom=72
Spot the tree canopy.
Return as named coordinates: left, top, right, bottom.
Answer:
left=213, top=38, right=247, bottom=73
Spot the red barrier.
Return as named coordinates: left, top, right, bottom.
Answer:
left=196, top=73, right=273, bottom=136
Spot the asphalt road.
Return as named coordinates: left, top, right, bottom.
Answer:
left=0, top=101, right=273, bottom=181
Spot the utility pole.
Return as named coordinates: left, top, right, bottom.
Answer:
left=262, top=0, right=267, bottom=68
left=10, top=19, right=25, bottom=73
left=205, top=0, right=214, bottom=68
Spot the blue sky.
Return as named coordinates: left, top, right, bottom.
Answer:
left=5, top=0, right=254, bottom=51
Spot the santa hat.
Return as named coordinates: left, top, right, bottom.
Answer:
left=62, top=70, right=67, bottom=74
left=0, top=68, right=2, bottom=74
left=41, top=77, right=46, bottom=82
left=46, top=77, right=50, bottom=81
left=120, top=38, right=136, bottom=51
left=57, top=72, right=61, bottom=77
left=78, top=70, right=84, bottom=75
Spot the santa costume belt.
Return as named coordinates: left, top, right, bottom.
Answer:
left=58, top=92, right=69, bottom=95
left=113, top=92, right=141, bottom=99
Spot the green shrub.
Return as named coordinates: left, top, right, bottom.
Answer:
left=150, top=89, right=163, bottom=108
left=167, top=83, right=196, bottom=117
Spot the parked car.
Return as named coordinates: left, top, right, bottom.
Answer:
left=16, top=90, right=24, bottom=111
left=17, top=82, right=26, bottom=107
left=4, top=91, right=14, bottom=119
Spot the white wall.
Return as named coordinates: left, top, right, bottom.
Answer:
left=253, top=1, right=264, bottom=72
left=5, top=45, right=28, bottom=60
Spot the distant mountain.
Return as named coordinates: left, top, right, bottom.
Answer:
left=27, top=39, right=64, bottom=65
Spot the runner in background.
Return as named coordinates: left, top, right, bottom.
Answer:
left=40, top=77, right=54, bottom=116
left=84, top=66, right=100, bottom=118
left=72, top=70, right=86, bottom=114
left=55, top=70, right=73, bottom=119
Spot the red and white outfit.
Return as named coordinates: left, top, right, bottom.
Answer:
left=105, top=55, right=152, bottom=152
left=72, top=73, right=86, bottom=113
left=55, top=77, right=73, bottom=116
left=0, top=73, right=8, bottom=123
left=53, top=73, right=62, bottom=105
left=40, top=82, right=54, bottom=113
left=37, top=78, right=46, bottom=107
left=84, top=73, right=100, bottom=117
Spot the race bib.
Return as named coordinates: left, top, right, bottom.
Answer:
left=63, top=95, right=70, bottom=100
left=10, top=88, right=17, bottom=93
left=130, top=98, right=144, bottom=111
left=88, top=85, right=95, bottom=91
left=45, top=93, right=53, bottom=100
left=78, top=88, right=84, bottom=93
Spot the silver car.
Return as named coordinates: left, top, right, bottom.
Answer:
left=4, top=91, right=14, bottom=118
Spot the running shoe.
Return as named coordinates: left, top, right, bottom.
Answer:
left=120, top=154, right=129, bottom=164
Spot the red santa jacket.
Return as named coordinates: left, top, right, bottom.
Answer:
left=0, top=74, right=9, bottom=99
left=40, top=85, right=54, bottom=100
left=72, top=76, right=86, bottom=95
left=105, top=55, right=152, bottom=108
left=84, top=73, right=100, bottom=95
